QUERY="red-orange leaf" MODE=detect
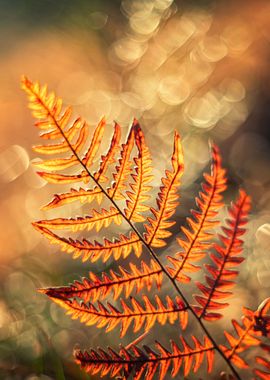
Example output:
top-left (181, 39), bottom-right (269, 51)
top-left (39, 259), bottom-right (163, 303)
top-left (167, 144), bottom-right (227, 283)
top-left (144, 131), bottom-right (184, 247)
top-left (193, 189), bottom-right (251, 321)
top-left (74, 335), bottom-right (214, 379)
top-left (33, 224), bottom-right (142, 262)
top-left (35, 207), bottom-right (122, 232)
top-left (94, 122), bottom-right (121, 183)
top-left (47, 294), bottom-right (188, 337)
top-left (41, 186), bottom-right (103, 210)
top-left (124, 120), bottom-right (153, 222)
top-left (108, 126), bottom-right (135, 200)
top-left (220, 299), bottom-right (270, 369)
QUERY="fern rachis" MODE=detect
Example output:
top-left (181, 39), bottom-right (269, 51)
top-left (22, 76), bottom-right (270, 380)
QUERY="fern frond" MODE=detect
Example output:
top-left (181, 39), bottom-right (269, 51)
top-left (74, 335), bottom-right (214, 379)
top-left (39, 259), bottom-right (163, 303)
top-left (82, 117), bottom-right (106, 167)
top-left (94, 122), bottom-right (121, 183)
top-left (220, 298), bottom-right (270, 369)
top-left (42, 187), bottom-right (103, 210)
top-left (254, 355), bottom-right (270, 380)
top-left (108, 125), bottom-right (135, 200)
top-left (193, 189), bottom-right (251, 321)
top-left (37, 170), bottom-right (90, 184)
top-left (144, 131), bottom-right (184, 247)
top-left (47, 294), bottom-right (188, 337)
top-left (124, 121), bottom-right (153, 222)
top-left (167, 144), bottom-right (227, 283)
top-left (35, 207), bottom-right (122, 232)
top-left (33, 224), bottom-right (142, 262)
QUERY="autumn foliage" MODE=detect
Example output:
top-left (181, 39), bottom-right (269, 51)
top-left (22, 76), bottom-right (270, 379)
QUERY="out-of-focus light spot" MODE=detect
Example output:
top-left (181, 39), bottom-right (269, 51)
top-left (113, 38), bottom-right (147, 64)
top-left (154, 0), bottom-right (173, 11)
top-left (79, 90), bottom-right (111, 124)
top-left (185, 58), bottom-right (213, 87)
top-left (58, 72), bottom-right (93, 106)
top-left (158, 76), bottom-right (190, 105)
top-left (0, 145), bottom-right (29, 183)
top-left (184, 92), bottom-right (220, 128)
top-left (222, 22), bottom-right (252, 56)
top-left (130, 11), bottom-right (161, 35)
top-left (256, 224), bottom-right (270, 249)
top-left (88, 12), bottom-right (108, 30)
top-left (187, 10), bottom-right (212, 34)
top-left (24, 165), bottom-right (47, 189)
top-left (121, 0), bottom-right (154, 17)
top-left (198, 35), bottom-right (228, 62)
top-left (257, 264), bottom-right (270, 288)
top-left (131, 74), bottom-right (158, 109)
top-left (220, 78), bottom-right (246, 102)
top-left (120, 91), bottom-right (144, 110)
top-left (224, 101), bottom-right (248, 126)
top-left (156, 16), bottom-right (196, 53)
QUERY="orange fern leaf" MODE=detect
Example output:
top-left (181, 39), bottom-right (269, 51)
top-left (94, 122), bottom-right (121, 183)
top-left (254, 355), bottom-right (270, 380)
top-left (167, 144), bottom-right (227, 283)
top-left (82, 117), bottom-right (105, 167)
top-left (144, 131), bottom-right (184, 247)
top-left (35, 206), bottom-right (122, 232)
top-left (39, 259), bottom-right (163, 303)
top-left (220, 298), bottom-right (270, 369)
top-left (193, 189), bottom-right (251, 321)
top-left (108, 125), bottom-right (135, 200)
top-left (42, 187), bottom-right (103, 210)
top-left (47, 294), bottom-right (188, 337)
top-left (74, 335), bottom-right (214, 379)
top-left (124, 121), bottom-right (153, 222)
top-left (33, 224), bottom-right (142, 262)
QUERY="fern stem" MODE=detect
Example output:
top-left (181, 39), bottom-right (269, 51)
top-left (33, 97), bottom-right (242, 380)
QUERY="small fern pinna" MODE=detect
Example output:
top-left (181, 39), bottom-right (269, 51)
top-left (22, 76), bottom-right (270, 380)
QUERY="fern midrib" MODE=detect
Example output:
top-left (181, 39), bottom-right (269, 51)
top-left (78, 345), bottom-right (214, 365)
top-left (28, 85), bottom-right (242, 380)
top-left (199, 194), bottom-right (246, 319)
top-left (64, 299), bottom-right (188, 318)
top-left (173, 166), bottom-right (220, 280)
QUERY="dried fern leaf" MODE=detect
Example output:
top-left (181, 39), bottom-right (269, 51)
top-left (220, 298), bottom-right (270, 369)
top-left (35, 206), bottom-right (122, 232)
top-left (42, 187), bottom-right (103, 210)
top-left (39, 259), bottom-right (162, 303)
top-left (193, 189), bottom-right (251, 321)
top-left (47, 294), bottom-right (188, 337)
top-left (74, 335), bottom-right (214, 379)
top-left (166, 144), bottom-right (227, 283)
top-left (254, 355), bottom-right (270, 380)
top-left (94, 122), bottom-right (121, 183)
top-left (82, 117), bottom-right (105, 167)
top-left (144, 131), bottom-right (184, 248)
top-left (33, 224), bottom-right (142, 262)
top-left (108, 125), bottom-right (135, 200)
top-left (124, 121), bottom-right (153, 222)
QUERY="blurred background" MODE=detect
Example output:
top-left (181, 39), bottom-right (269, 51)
top-left (0, 0), bottom-right (270, 379)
